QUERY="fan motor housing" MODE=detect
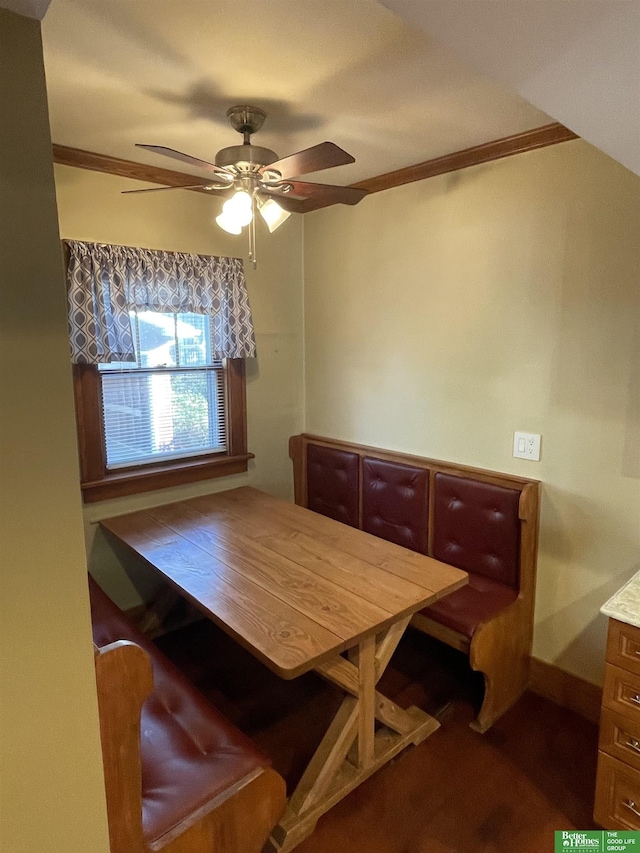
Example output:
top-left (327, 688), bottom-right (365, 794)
top-left (226, 105), bottom-right (266, 136)
top-left (215, 144), bottom-right (278, 171)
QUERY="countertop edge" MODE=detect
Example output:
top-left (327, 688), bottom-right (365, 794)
top-left (601, 570), bottom-right (640, 629)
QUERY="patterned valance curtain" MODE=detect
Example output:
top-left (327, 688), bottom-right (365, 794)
top-left (65, 240), bottom-right (256, 364)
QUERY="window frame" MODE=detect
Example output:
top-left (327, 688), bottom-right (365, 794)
top-left (73, 358), bottom-right (252, 503)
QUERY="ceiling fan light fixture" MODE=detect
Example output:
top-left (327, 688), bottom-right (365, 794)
top-left (222, 189), bottom-right (253, 227)
top-left (215, 211), bottom-right (243, 235)
top-left (130, 106), bottom-right (366, 269)
top-left (258, 197), bottom-right (291, 233)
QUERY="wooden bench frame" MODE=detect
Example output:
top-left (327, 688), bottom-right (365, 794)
top-left (94, 639), bottom-right (286, 853)
top-left (289, 433), bottom-right (540, 733)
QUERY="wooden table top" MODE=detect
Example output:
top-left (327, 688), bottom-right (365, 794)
top-left (100, 487), bottom-right (467, 678)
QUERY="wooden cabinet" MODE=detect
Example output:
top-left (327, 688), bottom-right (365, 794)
top-left (594, 619), bottom-right (640, 829)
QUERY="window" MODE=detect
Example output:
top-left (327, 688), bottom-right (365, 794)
top-left (99, 311), bottom-right (226, 469)
top-left (73, 310), bottom-right (251, 502)
top-left (66, 240), bottom-right (255, 501)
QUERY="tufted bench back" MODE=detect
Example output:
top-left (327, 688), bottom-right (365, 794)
top-left (307, 443), bottom-right (360, 527)
top-left (362, 457), bottom-right (429, 555)
top-left (291, 435), bottom-right (537, 598)
top-left (433, 473), bottom-right (520, 589)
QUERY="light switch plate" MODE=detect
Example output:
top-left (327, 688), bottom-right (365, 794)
top-left (513, 431), bottom-right (541, 461)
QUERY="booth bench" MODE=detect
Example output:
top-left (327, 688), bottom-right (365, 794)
top-left (289, 434), bottom-right (540, 733)
top-left (89, 576), bottom-right (286, 853)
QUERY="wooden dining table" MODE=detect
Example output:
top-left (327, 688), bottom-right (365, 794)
top-left (100, 486), bottom-right (467, 852)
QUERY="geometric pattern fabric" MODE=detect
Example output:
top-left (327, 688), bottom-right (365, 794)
top-left (66, 240), bottom-right (256, 364)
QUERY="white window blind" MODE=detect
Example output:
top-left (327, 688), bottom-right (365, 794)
top-left (98, 311), bottom-right (226, 469)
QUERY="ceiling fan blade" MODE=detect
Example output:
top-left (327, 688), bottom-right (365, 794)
top-left (262, 142), bottom-right (355, 180)
top-left (285, 180), bottom-right (368, 206)
top-left (122, 183), bottom-right (226, 195)
top-left (136, 144), bottom-right (232, 179)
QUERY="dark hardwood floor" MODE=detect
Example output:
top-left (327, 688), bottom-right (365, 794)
top-left (156, 620), bottom-right (598, 853)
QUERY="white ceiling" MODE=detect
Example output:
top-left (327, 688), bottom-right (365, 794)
top-left (41, 0), bottom-right (551, 186)
top-left (384, 0), bottom-right (640, 177)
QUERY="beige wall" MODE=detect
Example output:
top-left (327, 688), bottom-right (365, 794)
top-left (304, 140), bottom-right (640, 685)
top-left (0, 10), bottom-right (110, 853)
top-left (54, 164), bottom-right (304, 607)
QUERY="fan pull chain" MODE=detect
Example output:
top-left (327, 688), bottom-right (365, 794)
top-left (248, 195), bottom-right (257, 269)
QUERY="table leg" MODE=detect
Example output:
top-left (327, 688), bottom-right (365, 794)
top-left (137, 584), bottom-right (181, 637)
top-left (357, 634), bottom-right (375, 770)
top-left (264, 618), bottom-right (440, 853)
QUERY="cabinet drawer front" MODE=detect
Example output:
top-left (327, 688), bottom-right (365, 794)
top-left (603, 664), bottom-right (640, 718)
top-left (607, 620), bottom-right (640, 676)
top-left (600, 708), bottom-right (640, 771)
top-left (594, 752), bottom-right (640, 830)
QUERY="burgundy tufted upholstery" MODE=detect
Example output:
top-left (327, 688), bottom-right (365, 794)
top-left (432, 473), bottom-right (521, 589)
top-left (306, 444), bottom-right (359, 527)
top-left (420, 573), bottom-right (518, 638)
top-left (89, 577), bottom-right (270, 846)
top-left (423, 474), bottom-right (521, 638)
top-left (362, 457), bottom-right (429, 554)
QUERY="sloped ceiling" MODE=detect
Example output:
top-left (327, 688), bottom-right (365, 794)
top-left (0, 0), bottom-right (51, 19)
top-left (383, 0), bottom-right (640, 176)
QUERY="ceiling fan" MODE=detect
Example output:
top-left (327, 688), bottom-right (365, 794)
top-left (125, 105), bottom-right (367, 267)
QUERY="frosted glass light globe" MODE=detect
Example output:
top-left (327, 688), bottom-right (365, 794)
top-left (223, 191), bottom-right (253, 227)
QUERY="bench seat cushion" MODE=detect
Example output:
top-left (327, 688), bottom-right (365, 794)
top-left (420, 572), bottom-right (518, 639)
top-left (89, 577), bottom-right (271, 846)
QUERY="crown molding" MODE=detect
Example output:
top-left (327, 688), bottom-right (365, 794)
top-left (351, 122), bottom-right (578, 195)
top-left (52, 122), bottom-right (579, 211)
